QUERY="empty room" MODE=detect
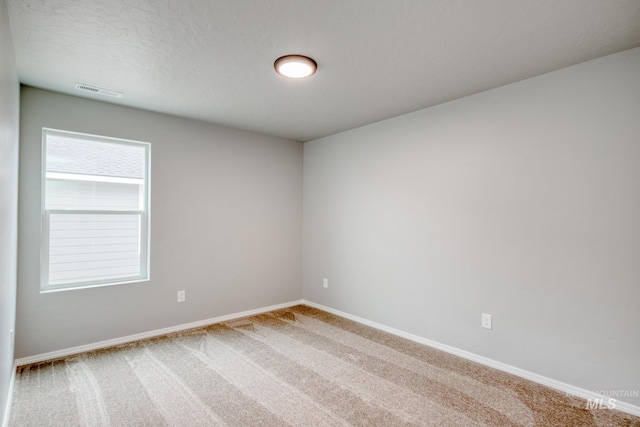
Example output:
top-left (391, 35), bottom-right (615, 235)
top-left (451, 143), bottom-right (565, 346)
top-left (1, 1), bottom-right (639, 426)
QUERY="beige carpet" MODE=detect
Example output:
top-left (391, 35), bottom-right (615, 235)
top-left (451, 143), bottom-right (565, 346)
top-left (9, 305), bottom-right (640, 426)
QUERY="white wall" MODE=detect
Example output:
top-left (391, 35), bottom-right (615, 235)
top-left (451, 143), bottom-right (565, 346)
top-left (303, 48), bottom-right (640, 406)
top-left (17, 87), bottom-right (302, 358)
top-left (0, 0), bottom-right (19, 423)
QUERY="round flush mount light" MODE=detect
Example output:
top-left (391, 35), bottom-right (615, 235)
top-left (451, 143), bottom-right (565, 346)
top-left (274, 55), bottom-right (317, 79)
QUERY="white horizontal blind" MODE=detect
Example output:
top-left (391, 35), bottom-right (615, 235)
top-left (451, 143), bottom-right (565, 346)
top-left (42, 129), bottom-right (150, 291)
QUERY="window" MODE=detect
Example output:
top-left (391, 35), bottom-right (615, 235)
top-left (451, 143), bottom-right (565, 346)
top-left (41, 128), bottom-right (150, 291)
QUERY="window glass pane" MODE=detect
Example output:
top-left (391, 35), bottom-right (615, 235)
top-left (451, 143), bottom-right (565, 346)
top-left (48, 212), bottom-right (142, 287)
top-left (46, 134), bottom-right (145, 179)
top-left (45, 179), bottom-right (143, 210)
top-left (45, 133), bottom-right (146, 211)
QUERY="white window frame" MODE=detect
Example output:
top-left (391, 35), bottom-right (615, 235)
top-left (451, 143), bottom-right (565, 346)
top-left (41, 128), bottom-right (151, 292)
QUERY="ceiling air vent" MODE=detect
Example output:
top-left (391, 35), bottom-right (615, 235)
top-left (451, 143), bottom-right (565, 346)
top-left (75, 83), bottom-right (123, 98)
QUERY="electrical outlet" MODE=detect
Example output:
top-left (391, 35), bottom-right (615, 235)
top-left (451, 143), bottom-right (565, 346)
top-left (482, 313), bottom-right (492, 330)
top-left (9, 329), bottom-right (13, 352)
top-left (177, 290), bottom-right (186, 303)
top-left (323, 278), bottom-right (329, 288)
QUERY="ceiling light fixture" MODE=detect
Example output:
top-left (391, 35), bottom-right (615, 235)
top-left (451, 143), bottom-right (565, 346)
top-left (274, 55), bottom-right (317, 79)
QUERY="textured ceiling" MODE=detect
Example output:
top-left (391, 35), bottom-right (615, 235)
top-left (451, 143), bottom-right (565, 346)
top-left (6, 0), bottom-right (640, 142)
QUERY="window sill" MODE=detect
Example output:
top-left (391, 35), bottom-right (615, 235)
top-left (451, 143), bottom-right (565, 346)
top-left (40, 277), bottom-right (150, 294)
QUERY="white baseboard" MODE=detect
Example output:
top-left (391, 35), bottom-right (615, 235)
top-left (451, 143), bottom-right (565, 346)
top-left (1, 362), bottom-right (16, 427)
top-left (14, 300), bottom-right (304, 367)
top-left (301, 300), bottom-right (640, 418)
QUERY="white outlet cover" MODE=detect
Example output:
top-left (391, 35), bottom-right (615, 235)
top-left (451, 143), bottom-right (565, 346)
top-left (482, 313), bottom-right (492, 330)
top-left (177, 290), bottom-right (186, 302)
top-left (322, 278), bottom-right (328, 288)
